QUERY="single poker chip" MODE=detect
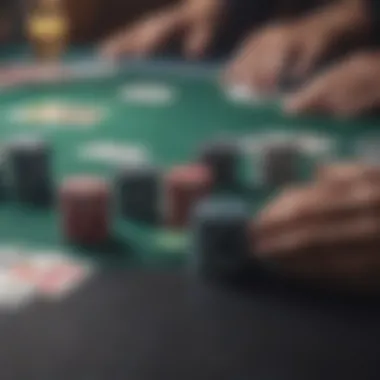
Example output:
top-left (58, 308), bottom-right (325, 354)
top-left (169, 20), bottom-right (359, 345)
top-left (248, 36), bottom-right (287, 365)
top-left (165, 164), bottom-right (213, 228)
top-left (296, 134), bottom-right (333, 156)
top-left (10, 101), bottom-right (104, 126)
top-left (60, 176), bottom-right (108, 200)
top-left (8, 135), bottom-right (48, 150)
top-left (120, 82), bottom-right (176, 106)
top-left (155, 229), bottom-right (189, 254)
top-left (166, 164), bottom-right (213, 188)
top-left (80, 141), bottom-right (149, 165)
top-left (223, 83), bottom-right (263, 105)
top-left (10, 102), bottom-right (63, 124)
top-left (60, 176), bottom-right (110, 244)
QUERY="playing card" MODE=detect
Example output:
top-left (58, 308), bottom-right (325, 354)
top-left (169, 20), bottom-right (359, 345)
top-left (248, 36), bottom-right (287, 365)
top-left (0, 271), bottom-right (36, 310)
top-left (10, 254), bottom-right (94, 300)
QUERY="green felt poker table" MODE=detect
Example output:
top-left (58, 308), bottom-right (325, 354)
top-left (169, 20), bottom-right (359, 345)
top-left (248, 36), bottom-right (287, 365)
top-left (0, 47), bottom-right (380, 380)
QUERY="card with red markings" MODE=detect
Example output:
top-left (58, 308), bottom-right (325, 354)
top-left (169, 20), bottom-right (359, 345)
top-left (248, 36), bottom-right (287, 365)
top-left (8, 254), bottom-right (94, 300)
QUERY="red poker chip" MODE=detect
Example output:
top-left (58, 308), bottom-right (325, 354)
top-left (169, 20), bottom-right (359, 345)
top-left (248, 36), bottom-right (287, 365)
top-left (165, 164), bottom-right (213, 228)
top-left (166, 164), bottom-right (213, 190)
top-left (60, 176), bottom-right (109, 200)
top-left (60, 176), bottom-right (110, 244)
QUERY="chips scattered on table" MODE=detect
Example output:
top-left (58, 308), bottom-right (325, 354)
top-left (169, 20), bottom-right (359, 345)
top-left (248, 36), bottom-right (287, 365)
top-left (10, 101), bottom-right (105, 126)
top-left (79, 141), bottom-right (150, 165)
top-left (120, 82), bottom-right (177, 106)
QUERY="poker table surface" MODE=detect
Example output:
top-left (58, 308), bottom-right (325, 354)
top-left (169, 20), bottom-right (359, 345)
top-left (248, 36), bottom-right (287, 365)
top-left (1, 47), bottom-right (380, 380)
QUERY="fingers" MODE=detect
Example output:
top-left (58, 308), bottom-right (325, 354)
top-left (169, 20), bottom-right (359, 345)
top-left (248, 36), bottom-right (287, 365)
top-left (224, 11), bottom-right (337, 93)
top-left (257, 185), bottom-right (327, 232)
top-left (100, 8), bottom-right (186, 59)
top-left (284, 53), bottom-right (380, 117)
top-left (99, 1), bottom-right (223, 59)
top-left (100, 29), bottom-right (136, 58)
top-left (255, 164), bottom-right (380, 288)
top-left (224, 26), bottom-right (292, 92)
top-left (289, 37), bottom-right (326, 79)
top-left (184, 17), bottom-right (215, 59)
top-left (284, 73), bottom-right (330, 115)
top-left (256, 169), bottom-right (380, 251)
top-left (317, 162), bottom-right (380, 184)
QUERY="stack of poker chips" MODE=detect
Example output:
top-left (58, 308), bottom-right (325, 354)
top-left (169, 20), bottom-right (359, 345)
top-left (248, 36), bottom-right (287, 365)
top-left (115, 164), bottom-right (161, 224)
top-left (59, 176), bottom-right (110, 245)
top-left (7, 137), bottom-right (53, 206)
top-left (164, 164), bottom-right (213, 228)
top-left (199, 139), bottom-right (240, 189)
top-left (190, 197), bottom-right (251, 280)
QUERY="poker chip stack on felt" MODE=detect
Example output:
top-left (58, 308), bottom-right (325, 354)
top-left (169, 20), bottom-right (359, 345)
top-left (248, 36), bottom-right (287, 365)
top-left (199, 139), bottom-right (240, 188)
top-left (116, 164), bottom-right (161, 224)
top-left (7, 137), bottom-right (53, 205)
top-left (59, 176), bottom-right (110, 245)
top-left (190, 197), bottom-right (250, 280)
top-left (261, 142), bottom-right (300, 188)
top-left (165, 164), bottom-right (213, 228)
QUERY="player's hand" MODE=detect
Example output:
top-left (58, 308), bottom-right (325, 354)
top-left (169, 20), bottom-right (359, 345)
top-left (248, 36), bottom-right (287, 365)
top-left (100, 0), bottom-right (223, 59)
top-left (255, 163), bottom-right (380, 291)
top-left (224, 0), bottom-right (369, 93)
top-left (284, 52), bottom-right (380, 118)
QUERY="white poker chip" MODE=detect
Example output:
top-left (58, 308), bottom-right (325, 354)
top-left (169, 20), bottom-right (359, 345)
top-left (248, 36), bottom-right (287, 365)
top-left (10, 101), bottom-right (104, 126)
top-left (240, 131), bottom-right (293, 155)
top-left (224, 84), bottom-right (262, 105)
top-left (120, 83), bottom-right (176, 106)
top-left (296, 134), bottom-right (334, 156)
top-left (8, 134), bottom-right (46, 149)
top-left (80, 141), bottom-right (149, 165)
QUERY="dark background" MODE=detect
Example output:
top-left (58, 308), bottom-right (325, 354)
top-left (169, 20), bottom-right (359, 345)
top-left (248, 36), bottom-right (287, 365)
top-left (0, 268), bottom-right (379, 380)
top-left (0, 0), bottom-right (328, 44)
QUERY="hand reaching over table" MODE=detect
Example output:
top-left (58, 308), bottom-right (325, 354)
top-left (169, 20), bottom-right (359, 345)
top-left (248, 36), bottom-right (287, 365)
top-left (224, 0), bottom-right (370, 94)
top-left (255, 163), bottom-right (380, 291)
top-left (284, 51), bottom-right (380, 118)
top-left (100, 0), bottom-right (224, 59)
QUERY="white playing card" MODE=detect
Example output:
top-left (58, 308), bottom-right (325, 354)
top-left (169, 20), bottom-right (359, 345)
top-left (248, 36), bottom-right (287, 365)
top-left (9, 253), bottom-right (95, 300)
top-left (0, 271), bottom-right (37, 310)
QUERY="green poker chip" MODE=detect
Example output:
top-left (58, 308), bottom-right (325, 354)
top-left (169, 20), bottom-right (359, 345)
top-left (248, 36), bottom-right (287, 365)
top-left (155, 229), bottom-right (189, 254)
